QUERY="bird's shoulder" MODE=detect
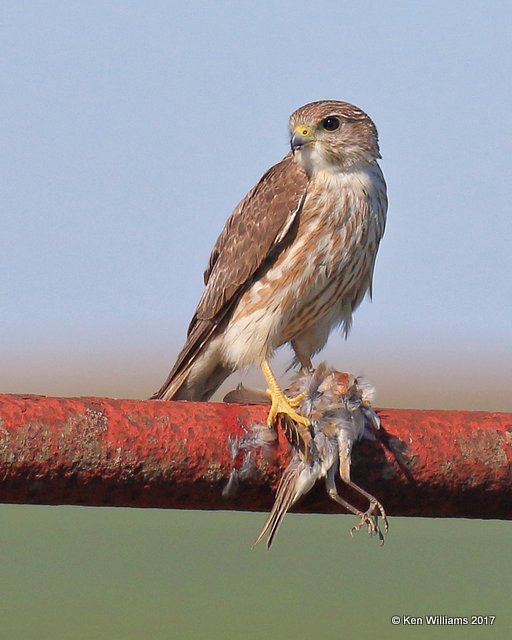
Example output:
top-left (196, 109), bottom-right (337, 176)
top-left (195, 153), bottom-right (309, 322)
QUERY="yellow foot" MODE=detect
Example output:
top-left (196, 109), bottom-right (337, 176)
top-left (285, 389), bottom-right (308, 408)
top-left (260, 358), bottom-right (311, 429)
top-left (265, 387), bottom-right (311, 428)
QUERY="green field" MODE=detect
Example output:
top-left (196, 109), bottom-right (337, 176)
top-left (1, 506), bottom-right (509, 639)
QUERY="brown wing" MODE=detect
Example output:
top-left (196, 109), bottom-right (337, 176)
top-left (195, 153), bottom-right (308, 323)
top-left (151, 154), bottom-right (308, 400)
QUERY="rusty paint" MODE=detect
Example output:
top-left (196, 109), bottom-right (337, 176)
top-left (0, 394), bottom-right (511, 518)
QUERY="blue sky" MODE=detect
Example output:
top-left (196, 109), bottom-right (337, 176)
top-left (2, 1), bottom-right (511, 409)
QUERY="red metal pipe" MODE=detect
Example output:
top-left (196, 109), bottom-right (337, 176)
top-left (0, 393), bottom-right (511, 518)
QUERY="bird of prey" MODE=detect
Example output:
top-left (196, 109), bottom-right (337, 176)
top-left (152, 100), bottom-right (387, 430)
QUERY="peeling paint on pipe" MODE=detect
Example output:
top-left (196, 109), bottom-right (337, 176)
top-left (0, 394), bottom-right (511, 518)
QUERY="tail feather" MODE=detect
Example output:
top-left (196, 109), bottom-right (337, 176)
top-left (150, 318), bottom-right (231, 400)
top-left (254, 461), bottom-right (302, 549)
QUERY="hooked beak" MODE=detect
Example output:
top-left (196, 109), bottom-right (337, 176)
top-left (290, 125), bottom-right (316, 152)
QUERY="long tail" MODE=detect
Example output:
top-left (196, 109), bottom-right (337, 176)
top-left (150, 318), bottom-right (232, 401)
top-left (253, 460), bottom-right (303, 549)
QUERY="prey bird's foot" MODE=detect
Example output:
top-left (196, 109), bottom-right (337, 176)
top-left (350, 498), bottom-right (389, 545)
top-left (265, 387), bottom-right (311, 428)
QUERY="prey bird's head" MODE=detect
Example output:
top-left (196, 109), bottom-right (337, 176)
top-left (289, 100), bottom-right (381, 174)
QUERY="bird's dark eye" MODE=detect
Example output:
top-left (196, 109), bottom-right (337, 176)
top-left (321, 116), bottom-right (340, 131)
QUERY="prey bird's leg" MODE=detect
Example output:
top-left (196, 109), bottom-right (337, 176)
top-left (261, 359), bottom-right (311, 428)
top-left (326, 473), bottom-right (386, 544)
top-left (326, 475), bottom-right (365, 518)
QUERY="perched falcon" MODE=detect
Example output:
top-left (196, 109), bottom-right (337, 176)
top-left (152, 100), bottom-right (387, 428)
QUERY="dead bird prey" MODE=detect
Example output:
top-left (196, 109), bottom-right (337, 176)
top-left (227, 365), bottom-right (388, 549)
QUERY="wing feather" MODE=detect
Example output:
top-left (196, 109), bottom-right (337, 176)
top-left (151, 153), bottom-right (308, 400)
top-left (196, 153), bottom-right (308, 322)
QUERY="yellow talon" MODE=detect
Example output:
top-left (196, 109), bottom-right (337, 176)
top-left (287, 389), bottom-right (308, 407)
top-left (261, 359), bottom-right (311, 428)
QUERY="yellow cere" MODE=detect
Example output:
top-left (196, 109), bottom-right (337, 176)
top-left (294, 124), bottom-right (313, 137)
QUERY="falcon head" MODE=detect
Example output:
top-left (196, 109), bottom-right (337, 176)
top-left (289, 100), bottom-right (381, 173)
